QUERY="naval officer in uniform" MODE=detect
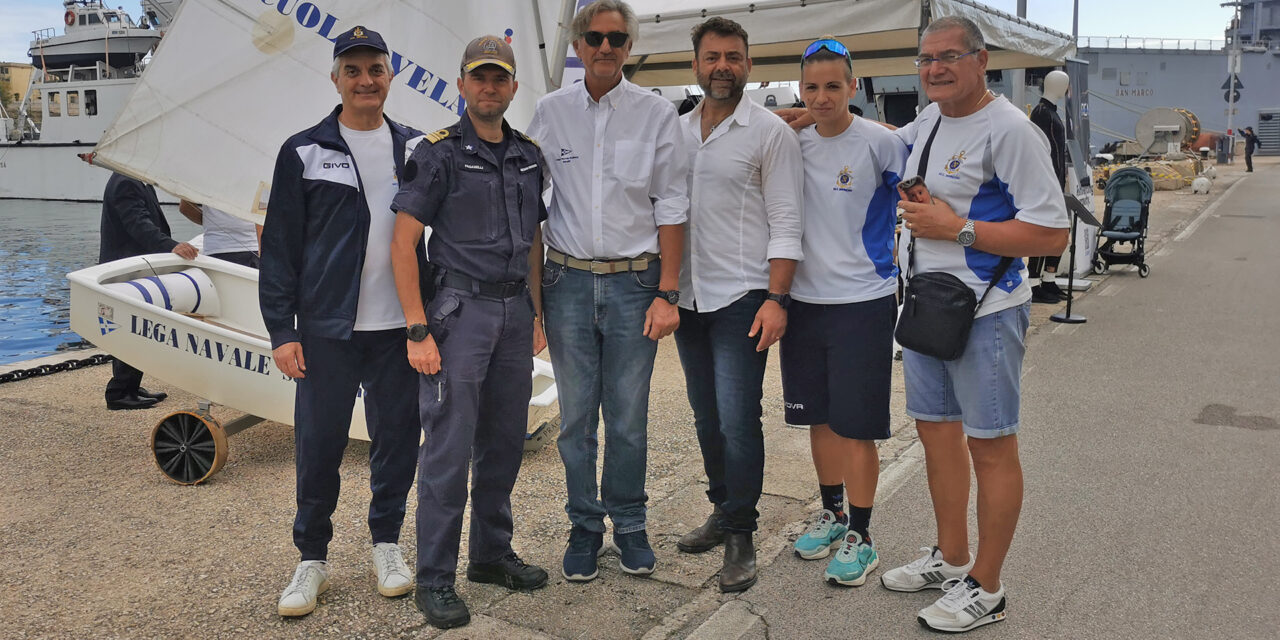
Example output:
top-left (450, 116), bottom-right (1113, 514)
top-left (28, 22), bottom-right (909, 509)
top-left (390, 35), bottom-right (549, 630)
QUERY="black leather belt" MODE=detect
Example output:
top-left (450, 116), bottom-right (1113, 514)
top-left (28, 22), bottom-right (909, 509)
top-left (437, 271), bottom-right (526, 298)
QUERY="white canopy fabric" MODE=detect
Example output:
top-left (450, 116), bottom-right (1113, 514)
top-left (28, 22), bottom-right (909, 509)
top-left (624, 0), bottom-right (1075, 86)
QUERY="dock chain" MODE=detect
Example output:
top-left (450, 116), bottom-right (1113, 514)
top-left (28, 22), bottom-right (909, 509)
top-left (0, 354), bottom-right (115, 385)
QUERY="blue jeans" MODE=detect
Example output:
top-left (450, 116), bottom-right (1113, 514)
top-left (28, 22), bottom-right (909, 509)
top-left (542, 259), bottom-right (660, 534)
top-left (673, 291), bottom-right (769, 532)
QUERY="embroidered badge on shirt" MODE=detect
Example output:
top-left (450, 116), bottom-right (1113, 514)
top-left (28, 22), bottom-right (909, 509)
top-left (944, 150), bottom-right (967, 178)
top-left (556, 147), bottom-right (580, 164)
top-left (834, 166), bottom-right (854, 192)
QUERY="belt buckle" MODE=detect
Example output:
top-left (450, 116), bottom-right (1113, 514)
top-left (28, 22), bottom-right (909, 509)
top-left (588, 260), bottom-right (613, 275)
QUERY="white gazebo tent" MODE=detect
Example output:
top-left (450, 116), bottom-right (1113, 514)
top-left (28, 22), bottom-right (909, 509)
top-left (622, 0), bottom-right (1075, 85)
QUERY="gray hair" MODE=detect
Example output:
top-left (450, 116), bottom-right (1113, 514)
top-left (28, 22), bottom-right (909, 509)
top-left (331, 50), bottom-right (392, 77)
top-left (571, 0), bottom-right (639, 44)
top-left (921, 16), bottom-right (986, 52)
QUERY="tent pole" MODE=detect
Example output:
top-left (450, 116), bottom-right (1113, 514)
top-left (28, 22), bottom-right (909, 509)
top-left (549, 0), bottom-right (578, 89)
top-left (1010, 0), bottom-right (1027, 113)
top-left (918, 0), bottom-right (931, 112)
top-left (533, 0), bottom-right (556, 91)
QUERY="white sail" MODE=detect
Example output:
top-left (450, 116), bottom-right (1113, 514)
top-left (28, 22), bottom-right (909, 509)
top-left (92, 0), bottom-right (569, 223)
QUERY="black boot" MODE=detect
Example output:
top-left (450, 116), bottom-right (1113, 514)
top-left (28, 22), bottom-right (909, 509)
top-left (1031, 285), bottom-right (1059, 304)
top-left (719, 532), bottom-right (757, 592)
top-left (415, 585), bottom-right (470, 629)
top-left (1040, 280), bottom-right (1068, 301)
top-left (677, 506), bottom-right (724, 553)
top-left (466, 551), bottom-right (548, 590)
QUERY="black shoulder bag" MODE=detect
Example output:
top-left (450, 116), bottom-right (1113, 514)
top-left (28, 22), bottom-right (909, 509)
top-left (895, 119), bottom-right (1014, 361)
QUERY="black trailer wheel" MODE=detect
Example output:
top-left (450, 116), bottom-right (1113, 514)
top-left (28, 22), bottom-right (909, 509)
top-left (151, 411), bottom-right (228, 485)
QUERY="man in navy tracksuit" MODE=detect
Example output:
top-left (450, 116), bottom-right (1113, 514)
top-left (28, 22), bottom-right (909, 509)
top-left (98, 171), bottom-right (198, 410)
top-left (258, 26), bottom-right (425, 618)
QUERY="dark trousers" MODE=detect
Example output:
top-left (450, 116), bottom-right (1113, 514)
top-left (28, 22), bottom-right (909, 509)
top-left (673, 291), bottom-right (770, 532)
top-left (1027, 255), bottom-right (1061, 279)
top-left (416, 288), bottom-right (534, 587)
top-left (293, 329), bottom-right (420, 561)
top-left (104, 358), bottom-right (144, 401)
top-left (1245, 152), bottom-right (1254, 172)
top-left (210, 251), bottom-right (260, 268)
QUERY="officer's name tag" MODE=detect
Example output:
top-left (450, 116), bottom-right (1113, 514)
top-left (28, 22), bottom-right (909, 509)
top-left (461, 163), bottom-right (488, 172)
top-left (519, 163), bottom-right (538, 173)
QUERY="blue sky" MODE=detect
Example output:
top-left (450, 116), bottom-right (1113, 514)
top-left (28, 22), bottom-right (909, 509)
top-left (0, 0), bottom-right (1238, 64)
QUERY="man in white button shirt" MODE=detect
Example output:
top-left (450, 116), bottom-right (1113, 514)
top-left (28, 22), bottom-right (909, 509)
top-left (672, 17), bottom-right (803, 594)
top-left (526, 0), bottom-right (689, 583)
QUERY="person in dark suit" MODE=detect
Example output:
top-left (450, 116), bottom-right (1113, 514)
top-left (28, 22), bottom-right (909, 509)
top-left (98, 171), bottom-right (198, 410)
top-left (1242, 126), bottom-right (1262, 172)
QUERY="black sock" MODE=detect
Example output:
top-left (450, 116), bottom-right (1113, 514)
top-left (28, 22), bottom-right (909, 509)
top-left (847, 504), bottom-right (872, 542)
top-left (819, 484), bottom-right (847, 524)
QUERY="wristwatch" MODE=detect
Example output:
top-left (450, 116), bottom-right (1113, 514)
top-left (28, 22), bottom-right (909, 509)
top-left (766, 292), bottom-right (792, 309)
top-left (956, 219), bottom-right (977, 247)
top-left (407, 323), bottom-right (430, 342)
top-left (656, 289), bottom-right (680, 305)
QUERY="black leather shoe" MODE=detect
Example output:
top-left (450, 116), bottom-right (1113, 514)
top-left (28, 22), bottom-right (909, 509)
top-left (415, 585), bottom-right (470, 629)
top-left (1040, 281), bottom-right (1069, 301)
top-left (106, 394), bottom-right (160, 411)
top-left (1031, 285), bottom-right (1060, 304)
top-left (466, 552), bottom-right (548, 590)
top-left (719, 532), bottom-right (757, 593)
top-left (677, 507), bottom-right (724, 553)
top-left (136, 387), bottom-right (168, 402)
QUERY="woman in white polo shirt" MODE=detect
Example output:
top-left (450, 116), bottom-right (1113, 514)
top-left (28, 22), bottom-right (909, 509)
top-left (782, 37), bottom-right (907, 588)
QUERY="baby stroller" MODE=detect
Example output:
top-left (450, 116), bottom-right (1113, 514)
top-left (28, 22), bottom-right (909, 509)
top-left (1092, 166), bottom-right (1153, 277)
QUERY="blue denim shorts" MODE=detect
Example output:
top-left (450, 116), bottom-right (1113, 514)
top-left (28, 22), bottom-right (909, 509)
top-left (902, 302), bottom-right (1031, 439)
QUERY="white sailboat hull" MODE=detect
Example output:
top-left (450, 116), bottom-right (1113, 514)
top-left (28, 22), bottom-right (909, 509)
top-left (67, 254), bottom-right (558, 441)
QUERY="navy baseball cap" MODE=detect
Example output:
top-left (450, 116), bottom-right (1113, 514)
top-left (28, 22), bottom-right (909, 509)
top-left (333, 25), bottom-right (389, 58)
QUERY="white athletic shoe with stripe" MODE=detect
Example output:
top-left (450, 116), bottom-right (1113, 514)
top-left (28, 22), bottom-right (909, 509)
top-left (880, 546), bottom-right (973, 592)
top-left (917, 577), bottom-right (1007, 633)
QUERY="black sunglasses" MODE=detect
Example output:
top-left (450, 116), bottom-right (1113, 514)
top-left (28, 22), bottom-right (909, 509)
top-left (581, 31), bottom-right (629, 48)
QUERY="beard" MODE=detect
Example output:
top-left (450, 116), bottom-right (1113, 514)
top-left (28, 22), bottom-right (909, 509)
top-left (697, 69), bottom-right (745, 101)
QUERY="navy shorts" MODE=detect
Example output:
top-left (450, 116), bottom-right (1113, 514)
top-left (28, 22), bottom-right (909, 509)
top-left (780, 294), bottom-right (896, 440)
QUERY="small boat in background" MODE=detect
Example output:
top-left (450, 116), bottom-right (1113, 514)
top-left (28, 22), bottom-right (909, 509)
top-left (68, 254), bottom-right (560, 485)
top-left (29, 0), bottom-right (161, 69)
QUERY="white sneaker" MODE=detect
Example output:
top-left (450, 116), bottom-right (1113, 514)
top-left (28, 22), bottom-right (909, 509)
top-left (371, 542), bottom-right (414, 597)
top-left (278, 560), bottom-right (330, 617)
top-left (880, 546), bottom-right (973, 592)
top-left (917, 576), bottom-right (1007, 633)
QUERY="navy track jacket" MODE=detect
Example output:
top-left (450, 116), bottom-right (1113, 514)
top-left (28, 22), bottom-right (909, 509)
top-left (259, 105), bottom-right (425, 350)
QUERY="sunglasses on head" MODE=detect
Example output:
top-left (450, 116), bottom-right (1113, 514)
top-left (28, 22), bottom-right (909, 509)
top-left (802, 38), bottom-right (850, 60)
top-left (581, 31), bottom-right (630, 48)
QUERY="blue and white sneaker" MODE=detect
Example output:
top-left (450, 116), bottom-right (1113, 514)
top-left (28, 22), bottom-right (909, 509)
top-left (562, 527), bottom-right (605, 582)
top-left (793, 509), bottom-right (848, 560)
top-left (613, 530), bottom-right (656, 576)
top-left (823, 531), bottom-right (879, 586)
top-left (917, 576), bottom-right (1007, 633)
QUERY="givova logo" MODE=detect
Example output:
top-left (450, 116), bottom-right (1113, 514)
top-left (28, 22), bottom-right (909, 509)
top-left (322, 161), bottom-right (351, 169)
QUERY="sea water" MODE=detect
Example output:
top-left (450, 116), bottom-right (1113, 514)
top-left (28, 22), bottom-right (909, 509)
top-left (0, 199), bottom-right (200, 365)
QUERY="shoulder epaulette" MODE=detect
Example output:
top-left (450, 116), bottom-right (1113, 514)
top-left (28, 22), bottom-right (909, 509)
top-left (426, 128), bottom-right (450, 144)
top-left (514, 130), bottom-right (539, 148)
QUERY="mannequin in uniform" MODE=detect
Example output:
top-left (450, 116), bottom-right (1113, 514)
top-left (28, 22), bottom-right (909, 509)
top-left (1028, 70), bottom-right (1069, 303)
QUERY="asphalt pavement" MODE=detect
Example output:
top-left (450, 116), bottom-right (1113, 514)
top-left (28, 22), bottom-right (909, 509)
top-left (682, 160), bottom-right (1280, 638)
